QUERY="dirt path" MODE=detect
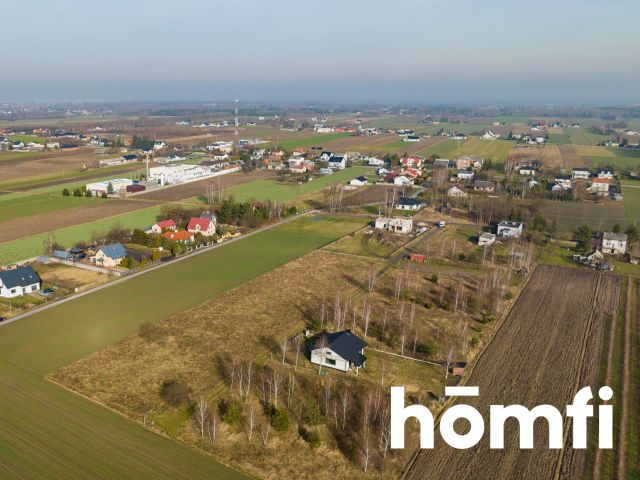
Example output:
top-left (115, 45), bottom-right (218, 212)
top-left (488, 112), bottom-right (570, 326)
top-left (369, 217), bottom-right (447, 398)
top-left (618, 276), bottom-right (633, 478)
top-left (592, 278), bottom-right (620, 480)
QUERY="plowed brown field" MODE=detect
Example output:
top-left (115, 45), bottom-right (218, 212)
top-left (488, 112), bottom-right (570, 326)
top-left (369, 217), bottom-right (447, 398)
top-left (404, 265), bottom-right (621, 480)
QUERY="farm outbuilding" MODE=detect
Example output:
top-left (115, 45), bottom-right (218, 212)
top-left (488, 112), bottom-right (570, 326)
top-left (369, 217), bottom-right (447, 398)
top-left (409, 253), bottom-right (426, 263)
top-left (125, 184), bottom-right (146, 193)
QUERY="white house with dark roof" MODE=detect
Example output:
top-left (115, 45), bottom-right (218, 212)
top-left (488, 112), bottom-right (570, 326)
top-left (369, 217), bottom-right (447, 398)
top-left (497, 221), bottom-right (523, 238)
top-left (602, 232), bottom-right (627, 255)
top-left (0, 265), bottom-right (41, 298)
top-left (310, 330), bottom-right (367, 373)
top-left (396, 197), bottom-right (424, 211)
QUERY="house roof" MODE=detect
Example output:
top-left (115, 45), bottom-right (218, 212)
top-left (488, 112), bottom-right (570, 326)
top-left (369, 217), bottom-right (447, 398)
top-left (162, 230), bottom-right (193, 242)
top-left (353, 176), bottom-right (367, 182)
top-left (592, 178), bottom-right (610, 184)
top-left (187, 217), bottom-right (214, 231)
top-left (472, 180), bottom-right (495, 188)
top-left (99, 243), bottom-right (127, 259)
top-left (155, 219), bottom-right (176, 229)
top-left (317, 330), bottom-right (367, 367)
top-left (498, 221), bottom-right (522, 228)
top-left (0, 265), bottom-right (41, 289)
top-left (603, 232), bottom-right (627, 242)
top-left (329, 156), bottom-right (345, 163)
top-left (398, 197), bottom-right (423, 206)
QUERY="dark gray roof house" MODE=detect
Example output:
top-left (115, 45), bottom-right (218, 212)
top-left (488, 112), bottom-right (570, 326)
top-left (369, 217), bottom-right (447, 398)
top-left (318, 330), bottom-right (367, 368)
top-left (0, 265), bottom-right (41, 297)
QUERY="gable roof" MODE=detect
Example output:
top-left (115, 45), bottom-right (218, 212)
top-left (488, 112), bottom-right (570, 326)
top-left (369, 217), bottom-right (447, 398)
top-left (155, 219), bottom-right (176, 229)
top-left (162, 230), bottom-right (193, 242)
top-left (0, 265), bottom-right (41, 289)
top-left (329, 155), bottom-right (345, 163)
top-left (317, 330), bottom-right (367, 367)
top-left (188, 217), bottom-right (214, 231)
top-left (99, 243), bottom-right (127, 259)
top-left (398, 197), bottom-right (423, 206)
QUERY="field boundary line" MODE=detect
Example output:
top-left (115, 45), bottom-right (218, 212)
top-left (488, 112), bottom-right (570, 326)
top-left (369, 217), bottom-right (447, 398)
top-left (618, 276), bottom-right (632, 478)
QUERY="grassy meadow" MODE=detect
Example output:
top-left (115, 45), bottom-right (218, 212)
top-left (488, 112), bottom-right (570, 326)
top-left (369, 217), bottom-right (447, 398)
top-left (0, 214), bottom-right (365, 479)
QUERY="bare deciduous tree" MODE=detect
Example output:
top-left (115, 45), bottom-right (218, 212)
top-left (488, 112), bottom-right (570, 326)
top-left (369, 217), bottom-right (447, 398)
top-left (194, 395), bottom-right (209, 438)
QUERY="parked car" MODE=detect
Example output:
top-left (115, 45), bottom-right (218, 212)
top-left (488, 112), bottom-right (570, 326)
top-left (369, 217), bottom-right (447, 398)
top-left (42, 288), bottom-right (55, 295)
top-left (0, 317), bottom-right (6, 322)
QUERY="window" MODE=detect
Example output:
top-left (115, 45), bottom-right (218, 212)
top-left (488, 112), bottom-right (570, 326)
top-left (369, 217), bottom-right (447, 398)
top-left (325, 358), bottom-right (336, 366)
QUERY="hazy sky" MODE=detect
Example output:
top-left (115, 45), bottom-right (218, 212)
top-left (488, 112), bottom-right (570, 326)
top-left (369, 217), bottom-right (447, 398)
top-left (2, 0), bottom-right (639, 103)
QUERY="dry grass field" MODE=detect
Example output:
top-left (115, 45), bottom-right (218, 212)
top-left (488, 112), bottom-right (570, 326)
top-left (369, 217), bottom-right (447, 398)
top-left (404, 266), bottom-right (621, 480)
top-left (0, 148), bottom-right (101, 183)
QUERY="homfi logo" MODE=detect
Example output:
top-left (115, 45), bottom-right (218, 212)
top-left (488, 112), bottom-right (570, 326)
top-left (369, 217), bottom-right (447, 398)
top-left (390, 386), bottom-right (613, 450)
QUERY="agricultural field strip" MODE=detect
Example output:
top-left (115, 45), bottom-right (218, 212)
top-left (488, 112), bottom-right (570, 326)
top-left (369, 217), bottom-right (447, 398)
top-left (404, 266), bottom-right (621, 480)
top-left (0, 214), bottom-right (365, 479)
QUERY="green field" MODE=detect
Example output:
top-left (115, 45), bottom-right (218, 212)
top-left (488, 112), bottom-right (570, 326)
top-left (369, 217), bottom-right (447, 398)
top-left (548, 129), bottom-right (610, 146)
top-left (0, 193), bottom-right (98, 222)
top-left (265, 132), bottom-right (350, 150)
top-left (0, 214), bottom-right (364, 479)
top-left (210, 166), bottom-right (372, 203)
top-left (0, 205), bottom-right (163, 265)
top-left (8, 134), bottom-right (45, 144)
top-left (532, 200), bottom-right (629, 232)
top-left (417, 137), bottom-right (515, 163)
top-left (571, 145), bottom-right (640, 170)
top-left (622, 186), bottom-right (640, 223)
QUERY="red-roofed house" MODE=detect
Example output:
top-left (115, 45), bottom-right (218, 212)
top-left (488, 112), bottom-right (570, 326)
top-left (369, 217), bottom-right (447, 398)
top-left (151, 219), bottom-right (177, 234)
top-left (401, 167), bottom-right (420, 179)
top-left (187, 217), bottom-right (216, 237)
top-left (400, 156), bottom-right (424, 168)
top-left (589, 178), bottom-right (610, 195)
top-left (162, 230), bottom-right (194, 243)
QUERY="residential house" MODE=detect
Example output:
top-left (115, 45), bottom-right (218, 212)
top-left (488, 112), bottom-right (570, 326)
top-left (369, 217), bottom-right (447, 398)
top-left (153, 141), bottom-right (167, 151)
top-left (403, 135), bottom-right (420, 142)
top-left (497, 221), bottom-right (523, 238)
top-left (91, 243), bottom-right (127, 267)
top-left (453, 133), bottom-right (467, 140)
top-left (368, 157), bottom-right (385, 166)
top-left (456, 170), bottom-right (474, 182)
top-left (12, 140), bottom-right (25, 150)
top-left (518, 166), bottom-right (537, 176)
top-left (151, 220), bottom-right (177, 236)
top-left (596, 169), bottom-right (614, 180)
top-left (472, 180), bottom-right (496, 192)
top-left (396, 197), bottom-right (424, 211)
top-left (572, 168), bottom-right (591, 180)
top-left (349, 176), bottom-right (368, 187)
top-left (162, 230), bottom-right (194, 243)
top-left (328, 156), bottom-right (346, 170)
top-left (400, 156), bottom-right (424, 168)
top-left (433, 158), bottom-right (451, 169)
top-left (374, 217), bottom-right (413, 234)
top-left (377, 167), bottom-right (390, 175)
top-left (319, 167), bottom-right (333, 175)
top-left (310, 330), bottom-right (367, 373)
top-left (478, 232), bottom-right (496, 246)
top-left (554, 175), bottom-right (572, 189)
top-left (0, 265), bottom-right (41, 298)
top-left (187, 217), bottom-right (216, 237)
top-left (456, 156), bottom-right (483, 170)
top-left (589, 178), bottom-right (610, 195)
top-left (393, 175), bottom-right (414, 186)
top-left (447, 185), bottom-right (467, 197)
top-left (601, 232), bottom-right (627, 255)
top-left (481, 131), bottom-right (500, 140)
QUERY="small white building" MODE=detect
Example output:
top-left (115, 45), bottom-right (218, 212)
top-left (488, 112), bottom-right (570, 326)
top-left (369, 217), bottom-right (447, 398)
top-left (457, 170), bottom-right (474, 181)
top-left (393, 175), bottom-right (413, 186)
top-left (310, 330), bottom-right (367, 373)
top-left (368, 157), bottom-right (385, 166)
top-left (478, 232), bottom-right (496, 247)
top-left (497, 221), bottom-right (523, 238)
top-left (0, 265), bottom-right (41, 298)
top-left (447, 185), bottom-right (467, 197)
top-left (349, 176), bottom-right (368, 187)
top-left (602, 232), bottom-right (627, 255)
top-left (86, 178), bottom-right (133, 195)
top-left (375, 217), bottom-right (413, 234)
top-left (518, 166), bottom-right (537, 176)
top-left (572, 168), bottom-right (591, 180)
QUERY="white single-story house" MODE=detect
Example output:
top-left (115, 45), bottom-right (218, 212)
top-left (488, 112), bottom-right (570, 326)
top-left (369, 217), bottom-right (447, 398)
top-left (349, 176), bottom-right (368, 187)
top-left (497, 221), bottom-right (523, 238)
top-left (478, 232), bottom-right (496, 247)
top-left (375, 217), bottom-right (413, 234)
top-left (457, 170), bottom-right (474, 181)
top-left (150, 219), bottom-right (177, 234)
top-left (393, 175), bottom-right (413, 186)
top-left (377, 167), bottom-right (390, 175)
top-left (310, 330), bottom-right (367, 373)
top-left (572, 168), bottom-right (591, 180)
top-left (472, 180), bottom-right (496, 192)
top-left (601, 232), bottom-right (627, 255)
top-left (0, 265), bottom-right (41, 298)
top-left (91, 243), bottom-right (127, 268)
top-left (368, 157), bottom-right (385, 166)
top-left (396, 197), bottom-right (424, 211)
